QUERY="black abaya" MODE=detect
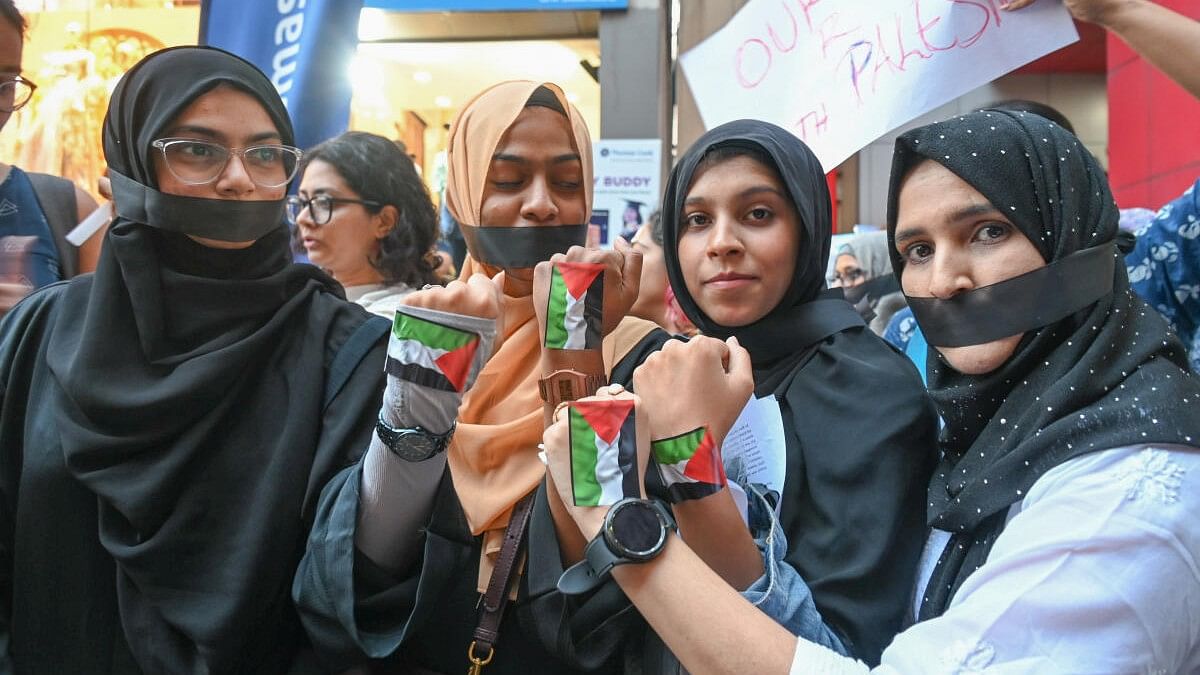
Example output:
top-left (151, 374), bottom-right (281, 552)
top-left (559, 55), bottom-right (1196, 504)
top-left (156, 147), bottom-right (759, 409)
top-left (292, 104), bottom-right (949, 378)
top-left (0, 46), bottom-right (388, 673)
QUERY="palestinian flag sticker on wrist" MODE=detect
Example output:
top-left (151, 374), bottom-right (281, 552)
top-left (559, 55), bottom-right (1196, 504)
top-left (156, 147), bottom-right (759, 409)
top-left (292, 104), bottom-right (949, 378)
top-left (652, 426), bottom-right (726, 503)
top-left (568, 398), bottom-right (640, 506)
top-left (545, 261), bottom-right (603, 350)
top-left (386, 312), bottom-right (481, 393)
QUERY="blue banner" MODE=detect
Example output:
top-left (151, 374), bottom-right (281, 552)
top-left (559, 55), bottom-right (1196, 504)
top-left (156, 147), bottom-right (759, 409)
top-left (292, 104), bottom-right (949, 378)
top-left (200, 0), bottom-right (364, 153)
top-left (363, 0), bottom-right (626, 10)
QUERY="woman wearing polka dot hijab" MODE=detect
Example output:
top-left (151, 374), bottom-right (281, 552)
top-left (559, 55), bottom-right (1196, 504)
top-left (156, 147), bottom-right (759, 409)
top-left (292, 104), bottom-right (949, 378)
top-left (529, 109), bottom-right (1200, 674)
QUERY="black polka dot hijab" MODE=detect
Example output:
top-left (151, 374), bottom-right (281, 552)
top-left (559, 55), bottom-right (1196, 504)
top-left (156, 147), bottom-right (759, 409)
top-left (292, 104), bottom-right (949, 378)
top-left (885, 110), bottom-right (1200, 620)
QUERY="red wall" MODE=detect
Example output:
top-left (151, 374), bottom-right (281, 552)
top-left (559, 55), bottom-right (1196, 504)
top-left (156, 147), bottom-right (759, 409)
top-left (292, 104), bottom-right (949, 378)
top-left (1106, 0), bottom-right (1200, 209)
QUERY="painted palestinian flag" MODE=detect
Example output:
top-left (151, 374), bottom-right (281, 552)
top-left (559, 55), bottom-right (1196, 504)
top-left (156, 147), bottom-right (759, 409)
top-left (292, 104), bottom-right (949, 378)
top-left (545, 261), bottom-right (603, 350)
top-left (568, 399), bottom-right (640, 506)
top-left (385, 312), bottom-right (481, 393)
top-left (652, 426), bottom-right (726, 502)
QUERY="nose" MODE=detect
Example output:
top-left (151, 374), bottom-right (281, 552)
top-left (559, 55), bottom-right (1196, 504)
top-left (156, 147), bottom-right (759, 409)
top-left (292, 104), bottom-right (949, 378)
top-left (927, 250), bottom-right (974, 300)
top-left (520, 176), bottom-right (559, 224)
top-left (294, 201), bottom-right (316, 230)
top-left (705, 214), bottom-right (743, 260)
top-left (214, 152), bottom-right (256, 197)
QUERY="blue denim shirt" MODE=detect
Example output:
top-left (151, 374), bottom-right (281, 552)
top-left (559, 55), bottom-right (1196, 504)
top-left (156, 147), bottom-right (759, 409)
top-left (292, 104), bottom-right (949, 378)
top-left (736, 481), bottom-right (849, 656)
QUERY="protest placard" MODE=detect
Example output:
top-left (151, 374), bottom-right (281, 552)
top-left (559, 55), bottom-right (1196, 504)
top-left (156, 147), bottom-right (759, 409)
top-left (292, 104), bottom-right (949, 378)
top-left (680, 0), bottom-right (1079, 171)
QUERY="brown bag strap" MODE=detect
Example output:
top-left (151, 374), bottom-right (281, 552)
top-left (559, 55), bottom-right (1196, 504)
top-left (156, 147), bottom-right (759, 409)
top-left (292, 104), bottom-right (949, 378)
top-left (468, 491), bottom-right (536, 669)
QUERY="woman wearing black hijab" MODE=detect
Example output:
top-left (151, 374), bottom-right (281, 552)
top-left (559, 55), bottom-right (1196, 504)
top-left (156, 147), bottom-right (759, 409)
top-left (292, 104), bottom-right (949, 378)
top-left (0, 46), bottom-right (389, 673)
top-left (539, 111), bottom-right (1200, 674)
top-left (658, 120), bottom-right (938, 666)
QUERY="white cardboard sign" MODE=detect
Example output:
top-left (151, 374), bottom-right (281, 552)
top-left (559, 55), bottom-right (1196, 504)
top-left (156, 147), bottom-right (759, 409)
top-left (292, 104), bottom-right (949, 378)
top-left (680, 0), bottom-right (1079, 171)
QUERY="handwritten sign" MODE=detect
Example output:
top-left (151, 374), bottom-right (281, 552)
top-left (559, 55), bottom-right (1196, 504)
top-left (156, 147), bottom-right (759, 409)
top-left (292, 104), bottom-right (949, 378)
top-left (680, 0), bottom-right (1079, 171)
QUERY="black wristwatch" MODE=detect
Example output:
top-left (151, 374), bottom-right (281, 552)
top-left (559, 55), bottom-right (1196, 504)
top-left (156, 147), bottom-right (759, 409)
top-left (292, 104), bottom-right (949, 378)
top-left (375, 412), bottom-right (455, 462)
top-left (558, 498), bottom-right (677, 595)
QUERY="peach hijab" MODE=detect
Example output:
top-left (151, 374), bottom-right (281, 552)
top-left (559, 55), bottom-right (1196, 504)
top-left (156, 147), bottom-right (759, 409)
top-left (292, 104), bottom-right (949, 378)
top-left (443, 81), bottom-right (656, 589)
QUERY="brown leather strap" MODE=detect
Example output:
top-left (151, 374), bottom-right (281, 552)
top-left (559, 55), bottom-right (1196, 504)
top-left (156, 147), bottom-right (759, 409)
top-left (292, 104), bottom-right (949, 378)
top-left (471, 491), bottom-right (536, 658)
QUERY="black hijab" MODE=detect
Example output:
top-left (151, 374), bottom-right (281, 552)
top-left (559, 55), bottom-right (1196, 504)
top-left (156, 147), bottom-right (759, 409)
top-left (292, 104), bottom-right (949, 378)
top-left (662, 120), bottom-right (937, 663)
top-left (661, 119), bottom-right (863, 377)
top-left (886, 110), bottom-right (1200, 619)
top-left (43, 46), bottom-right (374, 672)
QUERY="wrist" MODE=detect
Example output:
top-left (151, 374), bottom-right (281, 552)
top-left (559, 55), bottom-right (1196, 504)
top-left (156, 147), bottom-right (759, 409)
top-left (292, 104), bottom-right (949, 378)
top-left (540, 346), bottom-right (605, 374)
top-left (1095, 0), bottom-right (1142, 30)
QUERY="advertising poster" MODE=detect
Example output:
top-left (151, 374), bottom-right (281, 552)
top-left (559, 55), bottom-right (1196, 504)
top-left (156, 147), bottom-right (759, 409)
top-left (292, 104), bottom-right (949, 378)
top-left (590, 139), bottom-right (661, 247)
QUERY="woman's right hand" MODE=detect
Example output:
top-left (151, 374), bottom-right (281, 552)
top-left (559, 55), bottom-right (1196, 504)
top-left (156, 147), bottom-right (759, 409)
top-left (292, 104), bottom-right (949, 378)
top-left (632, 336), bottom-right (754, 446)
top-left (402, 272), bottom-right (503, 326)
top-left (381, 274), bottom-right (503, 434)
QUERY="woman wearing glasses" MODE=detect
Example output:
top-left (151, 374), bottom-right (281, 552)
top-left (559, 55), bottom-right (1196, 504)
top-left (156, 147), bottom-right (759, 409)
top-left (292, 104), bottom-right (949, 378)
top-left (0, 46), bottom-right (391, 673)
top-left (0, 0), bottom-right (100, 312)
top-left (290, 131), bottom-right (441, 318)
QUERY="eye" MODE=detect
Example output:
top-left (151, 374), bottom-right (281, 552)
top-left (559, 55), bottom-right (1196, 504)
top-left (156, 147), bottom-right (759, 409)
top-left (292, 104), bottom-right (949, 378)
top-left (178, 141), bottom-right (218, 159)
top-left (747, 207), bottom-right (772, 222)
top-left (973, 222), bottom-right (1011, 243)
top-left (683, 213), bottom-right (710, 229)
top-left (903, 242), bottom-right (933, 264)
top-left (245, 146), bottom-right (282, 164)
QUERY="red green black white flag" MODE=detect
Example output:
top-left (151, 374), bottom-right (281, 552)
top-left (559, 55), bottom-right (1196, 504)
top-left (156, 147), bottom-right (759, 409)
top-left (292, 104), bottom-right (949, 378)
top-left (568, 398), bottom-right (640, 506)
top-left (652, 426), bottom-right (726, 502)
top-left (545, 261), bottom-right (603, 350)
top-left (386, 312), bottom-right (481, 393)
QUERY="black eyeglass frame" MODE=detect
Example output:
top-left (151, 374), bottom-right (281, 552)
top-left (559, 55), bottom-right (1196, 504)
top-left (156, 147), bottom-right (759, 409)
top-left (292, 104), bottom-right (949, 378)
top-left (151, 137), bottom-right (303, 189)
top-left (0, 75), bottom-right (37, 113)
top-left (286, 194), bottom-right (383, 226)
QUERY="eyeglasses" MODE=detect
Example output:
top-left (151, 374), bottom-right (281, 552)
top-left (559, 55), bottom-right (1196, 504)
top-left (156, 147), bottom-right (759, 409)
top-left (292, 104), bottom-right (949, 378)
top-left (828, 267), bottom-right (865, 286)
top-left (151, 138), bottom-right (302, 188)
top-left (286, 194), bottom-right (382, 226)
top-left (0, 76), bottom-right (36, 113)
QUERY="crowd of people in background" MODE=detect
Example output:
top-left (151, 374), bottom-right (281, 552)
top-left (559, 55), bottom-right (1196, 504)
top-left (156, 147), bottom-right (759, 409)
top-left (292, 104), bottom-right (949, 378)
top-left (0, 0), bottom-right (1197, 673)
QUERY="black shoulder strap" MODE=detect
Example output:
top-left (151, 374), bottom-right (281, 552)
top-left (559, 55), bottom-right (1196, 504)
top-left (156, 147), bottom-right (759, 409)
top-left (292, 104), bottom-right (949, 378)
top-left (323, 315), bottom-right (390, 412)
top-left (25, 172), bottom-right (79, 279)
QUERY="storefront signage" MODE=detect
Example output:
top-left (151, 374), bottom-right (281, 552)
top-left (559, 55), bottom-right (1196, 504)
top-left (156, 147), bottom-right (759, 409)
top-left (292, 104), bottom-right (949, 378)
top-left (363, 1), bottom-right (628, 11)
top-left (590, 139), bottom-right (661, 247)
top-left (680, 0), bottom-right (1078, 171)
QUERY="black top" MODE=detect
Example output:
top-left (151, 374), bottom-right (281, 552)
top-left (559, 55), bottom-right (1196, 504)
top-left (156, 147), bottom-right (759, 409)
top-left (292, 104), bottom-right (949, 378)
top-left (659, 119), bottom-right (938, 664)
top-left (886, 110), bottom-right (1200, 619)
top-left (0, 276), bottom-right (385, 673)
top-left (0, 46), bottom-right (390, 673)
top-left (294, 330), bottom-right (672, 674)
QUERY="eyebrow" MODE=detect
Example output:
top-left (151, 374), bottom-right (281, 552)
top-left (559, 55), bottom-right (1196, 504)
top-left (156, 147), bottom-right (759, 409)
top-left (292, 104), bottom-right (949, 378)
top-left (165, 125), bottom-right (282, 144)
top-left (683, 185), bottom-right (788, 207)
top-left (491, 152), bottom-right (582, 165)
top-left (893, 203), bottom-right (1003, 246)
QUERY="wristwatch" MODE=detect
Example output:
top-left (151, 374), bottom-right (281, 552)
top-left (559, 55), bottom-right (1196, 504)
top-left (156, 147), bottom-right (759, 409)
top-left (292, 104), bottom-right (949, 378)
top-left (375, 412), bottom-right (455, 462)
top-left (557, 498), bottom-right (677, 595)
top-left (538, 368), bottom-right (608, 406)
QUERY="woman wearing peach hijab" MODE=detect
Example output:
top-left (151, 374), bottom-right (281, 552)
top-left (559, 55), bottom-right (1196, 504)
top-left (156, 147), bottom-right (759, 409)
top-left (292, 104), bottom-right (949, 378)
top-left (294, 82), bottom-right (668, 674)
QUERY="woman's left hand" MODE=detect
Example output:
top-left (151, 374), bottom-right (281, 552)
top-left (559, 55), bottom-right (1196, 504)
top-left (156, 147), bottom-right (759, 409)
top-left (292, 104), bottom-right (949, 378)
top-left (533, 238), bottom-right (643, 349)
top-left (542, 386), bottom-right (648, 540)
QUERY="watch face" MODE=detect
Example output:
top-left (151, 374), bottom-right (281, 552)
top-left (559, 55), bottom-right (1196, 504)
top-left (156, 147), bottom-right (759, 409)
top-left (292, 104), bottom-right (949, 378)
top-left (607, 501), bottom-right (665, 559)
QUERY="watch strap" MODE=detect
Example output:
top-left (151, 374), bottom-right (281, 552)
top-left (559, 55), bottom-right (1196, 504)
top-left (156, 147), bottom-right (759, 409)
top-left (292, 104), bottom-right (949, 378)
top-left (557, 499), bottom-right (677, 596)
top-left (375, 413), bottom-right (455, 461)
top-left (558, 533), bottom-right (622, 595)
top-left (538, 369), bottom-right (608, 406)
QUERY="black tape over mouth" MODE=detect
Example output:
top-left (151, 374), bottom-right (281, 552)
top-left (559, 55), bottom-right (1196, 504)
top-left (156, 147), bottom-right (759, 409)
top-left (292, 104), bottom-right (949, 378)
top-left (906, 244), bottom-right (1116, 348)
top-left (109, 170), bottom-right (285, 242)
top-left (459, 223), bottom-right (587, 269)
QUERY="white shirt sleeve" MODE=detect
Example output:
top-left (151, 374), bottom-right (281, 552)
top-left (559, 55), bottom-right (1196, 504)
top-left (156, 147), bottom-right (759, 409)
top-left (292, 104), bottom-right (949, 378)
top-left (789, 445), bottom-right (1200, 675)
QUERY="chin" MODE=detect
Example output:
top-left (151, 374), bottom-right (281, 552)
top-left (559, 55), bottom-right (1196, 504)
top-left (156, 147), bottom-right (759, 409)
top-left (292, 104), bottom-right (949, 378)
top-left (703, 305), bottom-right (765, 328)
top-left (935, 334), bottom-right (1023, 375)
